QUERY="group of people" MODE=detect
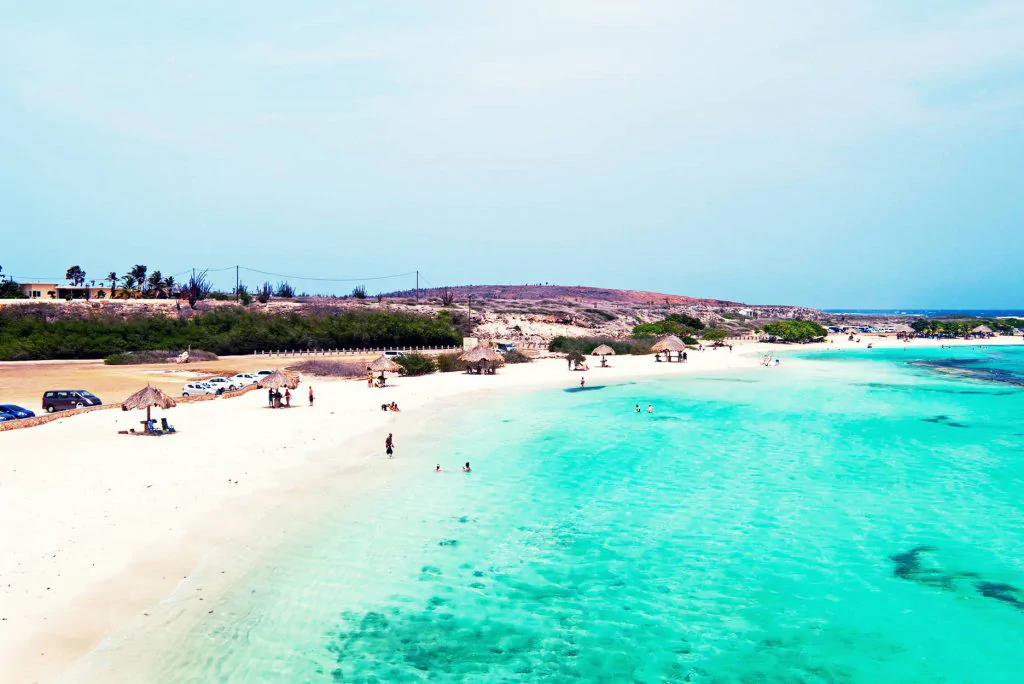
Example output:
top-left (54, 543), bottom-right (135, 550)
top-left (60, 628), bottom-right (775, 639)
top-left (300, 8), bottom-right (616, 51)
top-left (367, 371), bottom-right (388, 388)
top-left (266, 386), bottom-right (316, 408)
top-left (435, 462), bottom-right (472, 472)
top-left (267, 387), bottom-right (291, 407)
top-left (634, 403), bottom-right (654, 413)
top-left (381, 402), bottom-right (401, 412)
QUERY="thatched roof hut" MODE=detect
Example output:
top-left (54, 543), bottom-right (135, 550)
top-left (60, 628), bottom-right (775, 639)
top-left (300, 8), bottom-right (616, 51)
top-left (893, 324), bottom-right (914, 334)
top-left (591, 344), bottom-right (616, 356)
top-left (651, 335), bottom-right (686, 353)
top-left (122, 385), bottom-right (176, 423)
top-left (257, 370), bottom-right (300, 390)
top-left (972, 325), bottom-right (993, 334)
top-left (368, 355), bottom-right (402, 373)
top-left (461, 344), bottom-right (502, 373)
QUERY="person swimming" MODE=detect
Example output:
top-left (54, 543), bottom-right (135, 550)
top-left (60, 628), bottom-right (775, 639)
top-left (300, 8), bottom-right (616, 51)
top-left (635, 404), bottom-right (641, 412)
top-left (647, 404), bottom-right (654, 413)
top-left (435, 464), bottom-right (441, 472)
top-left (463, 462), bottom-right (471, 472)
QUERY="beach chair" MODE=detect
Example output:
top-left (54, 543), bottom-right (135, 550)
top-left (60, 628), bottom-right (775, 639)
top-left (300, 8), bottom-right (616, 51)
top-left (161, 417), bottom-right (177, 434)
top-left (142, 420), bottom-right (163, 436)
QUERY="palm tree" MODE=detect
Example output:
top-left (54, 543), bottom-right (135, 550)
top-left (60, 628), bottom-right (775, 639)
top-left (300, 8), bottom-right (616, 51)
top-left (120, 274), bottom-right (137, 298)
top-left (128, 265), bottom-right (147, 295)
top-left (147, 270), bottom-right (164, 298)
top-left (163, 275), bottom-right (177, 298)
top-left (107, 271), bottom-right (118, 298)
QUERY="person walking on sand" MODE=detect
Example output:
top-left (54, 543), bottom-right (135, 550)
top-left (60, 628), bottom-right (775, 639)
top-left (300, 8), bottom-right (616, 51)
top-left (309, 386), bottom-right (314, 406)
top-left (580, 377), bottom-right (586, 388)
top-left (385, 433), bottom-right (395, 458)
top-left (367, 370), bottom-right (373, 388)
top-left (267, 388), bottom-right (274, 408)
top-left (284, 389), bottom-right (291, 407)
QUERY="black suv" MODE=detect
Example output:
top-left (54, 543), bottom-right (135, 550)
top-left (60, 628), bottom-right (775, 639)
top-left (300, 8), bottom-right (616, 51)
top-left (42, 390), bottom-right (103, 413)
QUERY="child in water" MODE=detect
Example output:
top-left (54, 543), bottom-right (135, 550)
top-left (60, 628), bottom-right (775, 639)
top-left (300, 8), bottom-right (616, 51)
top-left (435, 464), bottom-right (441, 473)
top-left (462, 462), bottom-right (471, 472)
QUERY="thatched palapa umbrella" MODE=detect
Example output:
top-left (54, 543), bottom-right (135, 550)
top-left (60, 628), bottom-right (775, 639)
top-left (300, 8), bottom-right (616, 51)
top-left (122, 384), bottom-right (177, 424)
top-left (369, 355), bottom-right (403, 374)
top-left (651, 335), bottom-right (687, 362)
top-left (257, 370), bottom-right (300, 390)
top-left (591, 344), bottom-right (616, 357)
top-left (461, 344), bottom-right (502, 374)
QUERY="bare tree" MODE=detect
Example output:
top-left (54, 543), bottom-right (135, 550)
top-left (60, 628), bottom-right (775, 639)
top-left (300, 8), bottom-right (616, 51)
top-left (439, 287), bottom-right (455, 306)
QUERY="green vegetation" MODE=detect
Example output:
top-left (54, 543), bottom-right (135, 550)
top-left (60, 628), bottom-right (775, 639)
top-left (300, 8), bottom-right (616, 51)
top-left (435, 352), bottom-right (467, 373)
top-left (911, 318), bottom-right (1022, 336)
top-left (760, 319), bottom-right (828, 343)
top-left (631, 313), bottom-right (704, 340)
top-left (566, 350), bottom-right (586, 366)
top-left (0, 306), bottom-right (462, 361)
top-left (548, 335), bottom-right (651, 356)
top-left (702, 328), bottom-right (728, 343)
top-left (396, 353), bottom-right (437, 376)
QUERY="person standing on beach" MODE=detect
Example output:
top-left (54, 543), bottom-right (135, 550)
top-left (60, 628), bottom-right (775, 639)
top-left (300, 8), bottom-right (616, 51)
top-left (267, 388), bottom-right (273, 407)
top-left (308, 386), bottom-right (314, 406)
top-left (385, 433), bottom-right (395, 458)
top-left (284, 389), bottom-right (291, 407)
top-left (580, 377), bottom-right (586, 388)
top-left (367, 370), bottom-right (373, 388)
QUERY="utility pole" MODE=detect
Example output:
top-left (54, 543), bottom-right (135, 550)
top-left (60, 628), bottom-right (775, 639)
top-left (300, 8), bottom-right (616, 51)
top-left (468, 294), bottom-right (473, 324)
top-left (415, 270), bottom-right (419, 304)
top-left (235, 265), bottom-right (239, 300)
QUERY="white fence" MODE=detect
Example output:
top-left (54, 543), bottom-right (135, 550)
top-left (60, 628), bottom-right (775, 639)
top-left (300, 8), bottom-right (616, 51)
top-left (253, 345), bottom-right (461, 358)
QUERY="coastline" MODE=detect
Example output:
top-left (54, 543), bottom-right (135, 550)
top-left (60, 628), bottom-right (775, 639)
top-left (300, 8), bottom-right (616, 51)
top-left (2, 335), bottom-right (1021, 682)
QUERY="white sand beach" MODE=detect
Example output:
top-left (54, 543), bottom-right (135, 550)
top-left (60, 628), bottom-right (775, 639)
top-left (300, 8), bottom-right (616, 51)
top-left (1, 335), bottom-right (1020, 682)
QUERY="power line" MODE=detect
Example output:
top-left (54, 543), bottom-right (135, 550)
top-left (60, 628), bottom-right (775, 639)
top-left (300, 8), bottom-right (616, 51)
top-left (239, 266), bottom-right (416, 283)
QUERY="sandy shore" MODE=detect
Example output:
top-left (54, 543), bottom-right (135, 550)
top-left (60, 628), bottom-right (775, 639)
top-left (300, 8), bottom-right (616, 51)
top-left (1, 334), bottom-right (1020, 682)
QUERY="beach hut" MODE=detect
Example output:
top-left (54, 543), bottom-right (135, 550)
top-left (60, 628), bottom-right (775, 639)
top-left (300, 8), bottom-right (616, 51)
top-left (257, 370), bottom-right (300, 390)
top-left (122, 385), bottom-right (176, 433)
top-left (368, 355), bottom-right (402, 374)
top-left (972, 325), bottom-right (994, 337)
top-left (257, 370), bottom-right (300, 407)
top-left (461, 344), bottom-right (502, 374)
top-left (893, 324), bottom-right (914, 334)
top-left (368, 354), bottom-right (403, 385)
top-left (651, 335), bottom-right (687, 362)
top-left (591, 343), bottom-right (615, 368)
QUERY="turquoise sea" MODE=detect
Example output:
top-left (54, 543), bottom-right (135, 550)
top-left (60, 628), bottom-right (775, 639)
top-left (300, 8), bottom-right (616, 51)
top-left (85, 347), bottom-right (1024, 683)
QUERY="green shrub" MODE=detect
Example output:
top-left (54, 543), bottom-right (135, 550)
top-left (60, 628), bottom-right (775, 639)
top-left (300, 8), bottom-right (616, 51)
top-left (397, 352), bottom-right (437, 376)
top-left (548, 336), bottom-right (647, 356)
top-left (435, 352), bottom-right (467, 373)
top-left (761, 319), bottom-right (827, 343)
top-left (0, 305), bottom-right (462, 361)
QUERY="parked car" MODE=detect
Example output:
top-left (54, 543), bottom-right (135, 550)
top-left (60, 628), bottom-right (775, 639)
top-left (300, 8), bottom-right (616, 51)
top-left (383, 350), bottom-right (404, 358)
top-left (0, 404), bottom-right (36, 420)
top-left (229, 373), bottom-right (259, 386)
top-left (255, 369), bottom-right (274, 377)
top-left (495, 343), bottom-right (517, 353)
top-left (182, 382), bottom-right (219, 397)
top-left (42, 390), bottom-right (103, 413)
top-left (0, 413), bottom-right (12, 422)
top-left (204, 377), bottom-right (240, 392)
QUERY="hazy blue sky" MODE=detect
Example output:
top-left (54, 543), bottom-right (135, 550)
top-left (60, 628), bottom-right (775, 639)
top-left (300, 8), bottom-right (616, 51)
top-left (1, 1), bottom-right (1022, 307)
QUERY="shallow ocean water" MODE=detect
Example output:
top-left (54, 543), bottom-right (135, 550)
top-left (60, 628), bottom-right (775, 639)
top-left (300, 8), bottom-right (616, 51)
top-left (86, 348), bottom-right (1024, 683)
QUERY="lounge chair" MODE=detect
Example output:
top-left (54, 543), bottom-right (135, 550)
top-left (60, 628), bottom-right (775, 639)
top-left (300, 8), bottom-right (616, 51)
top-left (161, 417), bottom-right (177, 434)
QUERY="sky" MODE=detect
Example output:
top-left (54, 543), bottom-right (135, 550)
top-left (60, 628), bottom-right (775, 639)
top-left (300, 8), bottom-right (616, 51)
top-left (1, 1), bottom-right (1022, 308)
